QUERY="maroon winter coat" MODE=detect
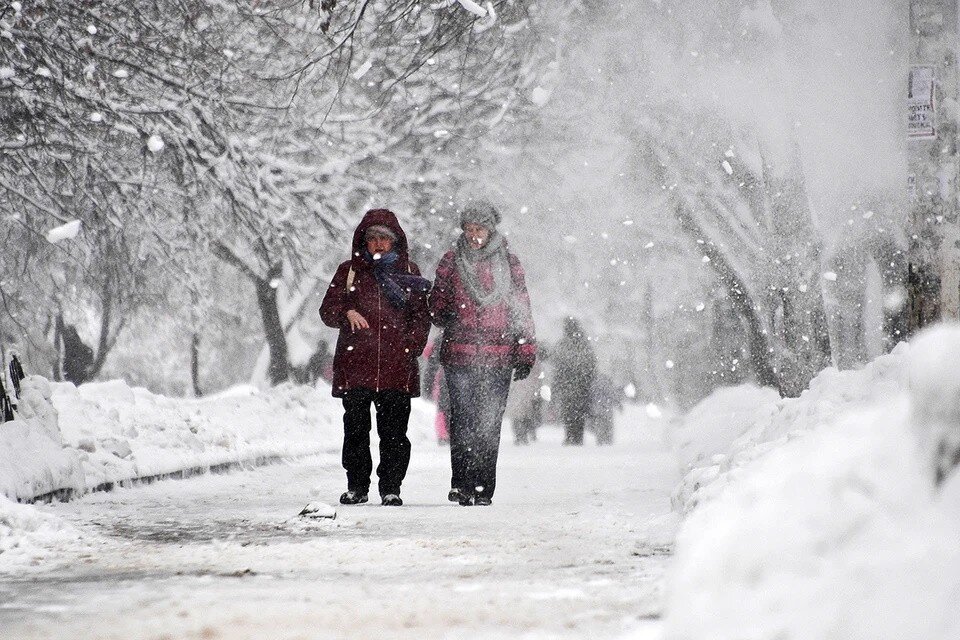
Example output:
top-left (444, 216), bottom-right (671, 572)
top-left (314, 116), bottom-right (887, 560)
top-left (319, 209), bottom-right (431, 398)
top-left (429, 241), bottom-right (537, 368)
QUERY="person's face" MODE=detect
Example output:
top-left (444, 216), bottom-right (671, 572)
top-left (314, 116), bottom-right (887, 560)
top-left (366, 233), bottom-right (393, 255)
top-left (463, 223), bottom-right (490, 248)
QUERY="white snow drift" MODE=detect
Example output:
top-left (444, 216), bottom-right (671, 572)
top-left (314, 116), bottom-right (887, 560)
top-left (662, 325), bottom-right (960, 640)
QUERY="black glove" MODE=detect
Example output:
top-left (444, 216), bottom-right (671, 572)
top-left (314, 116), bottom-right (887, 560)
top-left (513, 364), bottom-right (532, 381)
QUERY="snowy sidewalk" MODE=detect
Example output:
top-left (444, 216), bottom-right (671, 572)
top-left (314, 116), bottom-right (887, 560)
top-left (0, 419), bottom-right (674, 639)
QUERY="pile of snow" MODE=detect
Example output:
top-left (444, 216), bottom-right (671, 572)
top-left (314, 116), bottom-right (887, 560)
top-left (669, 383), bottom-right (779, 471)
top-left (661, 326), bottom-right (960, 639)
top-left (51, 380), bottom-right (343, 488)
top-left (671, 343), bottom-right (907, 513)
top-left (0, 377), bottom-right (85, 501)
top-left (0, 493), bottom-right (83, 570)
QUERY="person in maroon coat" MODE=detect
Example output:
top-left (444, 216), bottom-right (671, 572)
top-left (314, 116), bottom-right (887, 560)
top-left (320, 209), bottom-right (431, 506)
top-left (429, 200), bottom-right (537, 506)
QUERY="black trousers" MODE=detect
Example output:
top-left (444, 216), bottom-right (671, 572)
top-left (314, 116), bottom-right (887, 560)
top-left (561, 403), bottom-right (587, 445)
top-left (341, 389), bottom-right (411, 497)
top-left (446, 366), bottom-right (512, 500)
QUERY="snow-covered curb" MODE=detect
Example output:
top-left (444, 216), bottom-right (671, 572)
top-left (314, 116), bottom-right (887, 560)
top-left (661, 326), bottom-right (960, 639)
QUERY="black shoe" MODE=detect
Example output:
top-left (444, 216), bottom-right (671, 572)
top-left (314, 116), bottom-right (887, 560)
top-left (381, 494), bottom-right (403, 506)
top-left (448, 488), bottom-right (467, 503)
top-left (474, 496), bottom-right (492, 506)
top-left (457, 493), bottom-right (474, 506)
top-left (339, 490), bottom-right (368, 505)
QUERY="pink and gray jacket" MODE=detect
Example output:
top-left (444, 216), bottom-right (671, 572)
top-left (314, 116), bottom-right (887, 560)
top-left (429, 241), bottom-right (537, 369)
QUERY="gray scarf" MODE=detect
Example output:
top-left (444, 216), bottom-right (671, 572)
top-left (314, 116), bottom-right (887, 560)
top-left (454, 231), bottom-right (512, 308)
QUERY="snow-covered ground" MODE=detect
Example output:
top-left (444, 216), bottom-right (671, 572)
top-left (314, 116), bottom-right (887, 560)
top-left (6, 327), bottom-right (960, 639)
top-left (0, 410), bottom-right (676, 639)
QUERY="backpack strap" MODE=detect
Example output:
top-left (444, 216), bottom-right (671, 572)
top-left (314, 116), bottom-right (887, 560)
top-left (345, 266), bottom-right (355, 291)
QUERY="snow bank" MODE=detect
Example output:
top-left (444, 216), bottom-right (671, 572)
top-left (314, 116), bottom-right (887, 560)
top-left (0, 493), bottom-right (83, 570)
top-left (671, 344), bottom-right (907, 513)
top-left (2, 376), bottom-right (434, 504)
top-left (51, 379), bottom-right (343, 488)
top-left (669, 383), bottom-right (779, 471)
top-left (662, 327), bottom-right (960, 639)
top-left (0, 377), bottom-right (85, 501)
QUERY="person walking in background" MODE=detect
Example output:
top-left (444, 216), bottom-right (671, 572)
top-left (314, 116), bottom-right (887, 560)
top-left (589, 372), bottom-right (622, 445)
top-left (552, 317), bottom-right (596, 446)
top-left (507, 357), bottom-right (545, 445)
top-left (429, 200), bottom-right (537, 506)
top-left (422, 338), bottom-right (451, 445)
top-left (319, 209), bottom-right (431, 507)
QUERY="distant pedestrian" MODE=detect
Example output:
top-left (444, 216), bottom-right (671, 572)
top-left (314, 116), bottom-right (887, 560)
top-left (507, 358), bottom-right (545, 445)
top-left (429, 200), bottom-right (537, 506)
top-left (589, 372), bottom-right (622, 445)
top-left (319, 209), bottom-right (431, 507)
top-left (552, 317), bottom-right (596, 445)
top-left (423, 339), bottom-right (451, 445)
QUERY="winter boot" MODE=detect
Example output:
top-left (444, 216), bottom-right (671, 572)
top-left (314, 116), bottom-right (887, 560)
top-left (448, 487), bottom-right (468, 503)
top-left (381, 494), bottom-right (403, 506)
top-left (474, 496), bottom-right (492, 506)
top-left (339, 490), bottom-right (369, 505)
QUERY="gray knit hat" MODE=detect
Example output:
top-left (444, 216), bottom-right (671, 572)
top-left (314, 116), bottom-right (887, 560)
top-left (459, 200), bottom-right (501, 231)
top-left (365, 224), bottom-right (398, 241)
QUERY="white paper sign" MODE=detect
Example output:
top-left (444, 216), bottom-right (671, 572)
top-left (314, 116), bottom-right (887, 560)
top-left (908, 65), bottom-right (935, 140)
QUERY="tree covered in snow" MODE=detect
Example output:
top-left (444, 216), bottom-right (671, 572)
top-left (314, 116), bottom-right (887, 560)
top-left (478, 0), bottom-right (907, 404)
top-left (1, 0), bottom-right (558, 390)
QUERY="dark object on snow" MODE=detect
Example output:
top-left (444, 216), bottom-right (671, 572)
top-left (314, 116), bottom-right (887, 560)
top-left (589, 373), bottom-right (623, 446)
top-left (298, 502), bottom-right (337, 519)
top-left (553, 317), bottom-right (597, 446)
top-left (57, 317), bottom-right (94, 384)
top-left (9, 354), bottom-right (24, 399)
top-left (0, 376), bottom-right (14, 422)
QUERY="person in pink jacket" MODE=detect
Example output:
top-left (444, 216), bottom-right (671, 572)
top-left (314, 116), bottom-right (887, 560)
top-left (429, 201), bottom-right (537, 506)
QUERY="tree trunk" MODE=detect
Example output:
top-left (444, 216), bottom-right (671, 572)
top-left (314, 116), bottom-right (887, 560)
top-left (190, 333), bottom-right (203, 397)
top-left (256, 263), bottom-right (290, 386)
top-left (874, 239), bottom-right (909, 351)
top-left (211, 242), bottom-right (291, 386)
top-left (761, 144), bottom-right (832, 396)
top-left (675, 203), bottom-right (783, 395)
top-left (907, 0), bottom-right (960, 334)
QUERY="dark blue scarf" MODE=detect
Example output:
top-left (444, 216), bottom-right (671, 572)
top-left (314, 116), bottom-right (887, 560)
top-left (364, 250), bottom-right (432, 309)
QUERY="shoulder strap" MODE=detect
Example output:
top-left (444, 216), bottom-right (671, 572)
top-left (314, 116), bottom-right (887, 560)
top-left (346, 266), bottom-right (355, 291)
